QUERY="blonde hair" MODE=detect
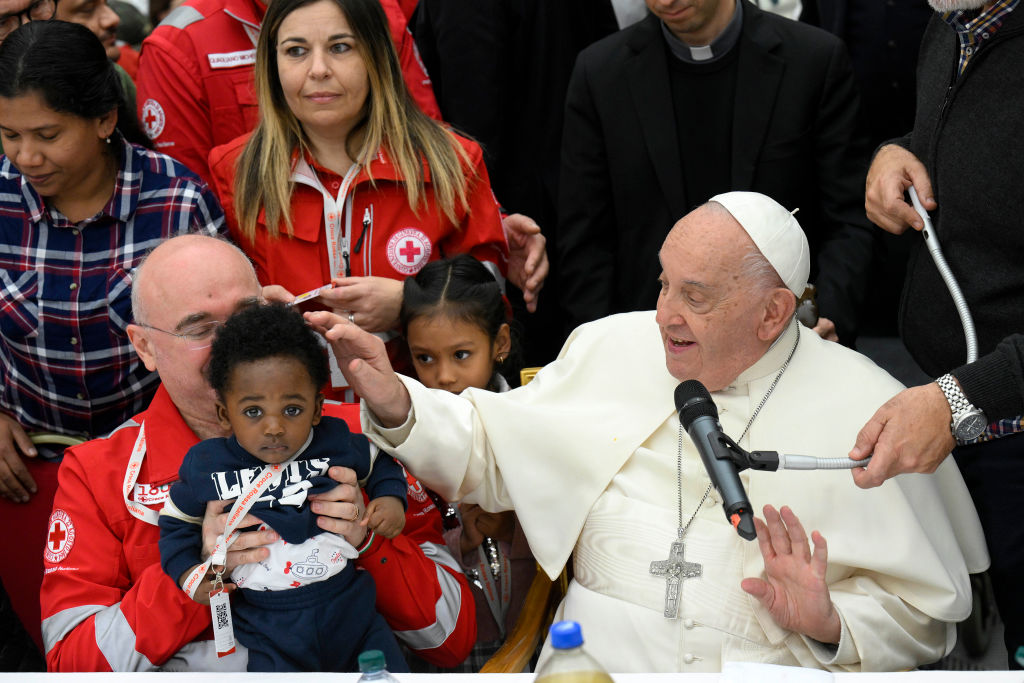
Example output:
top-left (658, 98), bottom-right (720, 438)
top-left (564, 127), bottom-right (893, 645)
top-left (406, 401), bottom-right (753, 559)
top-left (234, 0), bottom-right (473, 241)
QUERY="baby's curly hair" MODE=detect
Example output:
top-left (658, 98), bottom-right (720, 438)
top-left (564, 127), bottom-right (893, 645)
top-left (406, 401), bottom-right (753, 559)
top-left (208, 303), bottom-right (329, 397)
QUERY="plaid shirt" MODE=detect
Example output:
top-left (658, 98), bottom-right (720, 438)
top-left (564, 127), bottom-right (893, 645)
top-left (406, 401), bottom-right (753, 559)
top-left (943, 0), bottom-right (1020, 76)
top-left (0, 140), bottom-right (225, 438)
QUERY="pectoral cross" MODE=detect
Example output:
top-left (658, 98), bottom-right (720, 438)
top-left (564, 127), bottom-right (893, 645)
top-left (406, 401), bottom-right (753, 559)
top-left (649, 533), bottom-right (702, 618)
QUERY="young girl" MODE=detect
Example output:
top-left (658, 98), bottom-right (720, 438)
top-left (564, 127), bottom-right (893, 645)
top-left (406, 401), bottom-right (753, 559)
top-left (400, 254), bottom-right (537, 671)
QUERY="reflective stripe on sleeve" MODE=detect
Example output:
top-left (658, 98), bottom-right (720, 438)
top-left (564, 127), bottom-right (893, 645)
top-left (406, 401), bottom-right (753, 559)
top-left (160, 640), bottom-right (249, 671)
top-left (419, 540), bottom-right (461, 574)
top-left (392, 542), bottom-right (463, 650)
top-left (93, 603), bottom-right (157, 671)
top-left (482, 260), bottom-right (506, 291)
top-left (158, 4), bottom-right (204, 29)
top-left (42, 604), bottom-right (105, 654)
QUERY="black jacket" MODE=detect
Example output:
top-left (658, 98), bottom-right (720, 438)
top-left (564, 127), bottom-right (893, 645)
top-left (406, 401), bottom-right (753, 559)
top-left (896, 10), bottom-right (1024, 419)
top-left (556, 2), bottom-right (876, 344)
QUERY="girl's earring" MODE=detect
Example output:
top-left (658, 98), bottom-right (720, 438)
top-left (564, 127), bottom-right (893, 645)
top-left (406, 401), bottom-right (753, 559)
top-left (496, 354), bottom-right (505, 364)
top-left (105, 137), bottom-right (111, 144)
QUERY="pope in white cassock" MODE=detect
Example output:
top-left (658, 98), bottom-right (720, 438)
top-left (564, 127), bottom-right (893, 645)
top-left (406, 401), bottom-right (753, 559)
top-left (306, 192), bottom-right (989, 673)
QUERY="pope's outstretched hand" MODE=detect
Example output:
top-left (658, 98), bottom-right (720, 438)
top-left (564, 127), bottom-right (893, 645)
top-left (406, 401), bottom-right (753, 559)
top-left (304, 310), bottom-right (411, 427)
top-left (741, 505), bottom-right (841, 645)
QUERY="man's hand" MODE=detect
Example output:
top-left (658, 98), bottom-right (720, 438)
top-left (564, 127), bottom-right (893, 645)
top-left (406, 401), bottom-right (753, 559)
top-left (458, 504), bottom-right (486, 556)
top-left (474, 508), bottom-right (515, 545)
top-left (849, 383), bottom-right (955, 488)
top-left (503, 213), bottom-right (549, 313)
top-left (865, 144), bottom-right (936, 234)
top-left (305, 310), bottom-right (411, 427)
top-left (811, 316), bottom-right (839, 343)
top-left (309, 465), bottom-right (368, 547)
top-left (0, 413), bottom-right (38, 503)
top-left (201, 499), bottom-right (278, 574)
top-left (261, 284), bottom-right (295, 305)
top-left (323, 276), bottom-right (404, 333)
top-left (741, 505), bottom-right (841, 645)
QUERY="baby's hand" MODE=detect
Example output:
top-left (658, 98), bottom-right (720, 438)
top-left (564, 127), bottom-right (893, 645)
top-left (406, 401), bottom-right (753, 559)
top-left (364, 496), bottom-right (406, 539)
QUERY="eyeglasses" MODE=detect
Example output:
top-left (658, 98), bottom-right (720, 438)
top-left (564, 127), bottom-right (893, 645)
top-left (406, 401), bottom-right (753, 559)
top-left (0, 0), bottom-right (58, 42)
top-left (139, 320), bottom-right (224, 351)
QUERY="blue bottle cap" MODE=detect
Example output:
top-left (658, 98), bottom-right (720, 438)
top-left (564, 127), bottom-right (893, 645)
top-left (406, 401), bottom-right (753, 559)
top-left (358, 649), bottom-right (386, 673)
top-left (549, 620), bottom-right (584, 649)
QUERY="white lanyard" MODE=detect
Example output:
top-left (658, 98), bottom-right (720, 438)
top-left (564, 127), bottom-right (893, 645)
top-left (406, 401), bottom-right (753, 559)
top-left (472, 538), bottom-right (512, 639)
top-left (292, 156), bottom-right (361, 278)
top-left (180, 454), bottom-right (298, 599)
top-left (123, 424), bottom-right (161, 526)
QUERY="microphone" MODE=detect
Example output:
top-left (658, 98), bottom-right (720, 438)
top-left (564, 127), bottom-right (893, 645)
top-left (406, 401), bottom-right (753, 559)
top-left (675, 380), bottom-right (757, 541)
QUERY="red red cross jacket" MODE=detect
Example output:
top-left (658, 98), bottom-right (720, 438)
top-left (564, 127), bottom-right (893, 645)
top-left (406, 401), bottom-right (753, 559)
top-left (136, 0), bottom-right (440, 186)
top-left (208, 131), bottom-right (507, 288)
top-left (207, 131), bottom-right (508, 397)
top-left (40, 386), bottom-right (476, 671)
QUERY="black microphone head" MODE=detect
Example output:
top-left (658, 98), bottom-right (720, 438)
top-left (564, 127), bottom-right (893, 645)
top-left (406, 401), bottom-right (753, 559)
top-left (675, 380), bottom-right (718, 429)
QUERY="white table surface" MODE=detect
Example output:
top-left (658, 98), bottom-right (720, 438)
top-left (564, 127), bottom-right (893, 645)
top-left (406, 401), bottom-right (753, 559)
top-left (3, 673), bottom-right (1022, 682)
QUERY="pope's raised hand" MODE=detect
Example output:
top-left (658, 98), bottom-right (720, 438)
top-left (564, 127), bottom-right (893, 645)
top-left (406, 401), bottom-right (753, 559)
top-left (741, 505), bottom-right (841, 645)
top-left (304, 310), bottom-right (411, 427)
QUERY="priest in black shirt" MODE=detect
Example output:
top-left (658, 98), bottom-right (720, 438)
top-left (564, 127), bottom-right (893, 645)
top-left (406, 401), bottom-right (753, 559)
top-left (557, 0), bottom-right (876, 347)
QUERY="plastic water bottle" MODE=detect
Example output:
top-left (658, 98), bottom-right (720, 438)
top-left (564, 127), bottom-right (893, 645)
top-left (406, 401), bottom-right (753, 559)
top-left (534, 621), bottom-right (614, 683)
top-left (356, 650), bottom-right (399, 682)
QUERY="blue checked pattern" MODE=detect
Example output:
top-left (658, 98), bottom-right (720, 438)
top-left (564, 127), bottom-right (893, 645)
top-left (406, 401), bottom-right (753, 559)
top-left (943, 0), bottom-right (1020, 76)
top-left (973, 415), bottom-right (1024, 443)
top-left (0, 139), bottom-right (225, 438)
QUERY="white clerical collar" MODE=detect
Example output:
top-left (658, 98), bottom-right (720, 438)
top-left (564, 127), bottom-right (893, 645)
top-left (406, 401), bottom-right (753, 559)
top-left (728, 317), bottom-right (800, 390)
top-left (660, 0), bottom-right (743, 64)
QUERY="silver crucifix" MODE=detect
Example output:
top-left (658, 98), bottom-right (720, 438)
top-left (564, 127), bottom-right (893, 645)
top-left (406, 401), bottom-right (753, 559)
top-left (649, 533), bottom-right (702, 618)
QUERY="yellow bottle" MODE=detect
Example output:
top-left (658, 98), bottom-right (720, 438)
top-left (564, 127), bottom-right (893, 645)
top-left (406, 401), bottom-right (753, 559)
top-left (534, 621), bottom-right (614, 683)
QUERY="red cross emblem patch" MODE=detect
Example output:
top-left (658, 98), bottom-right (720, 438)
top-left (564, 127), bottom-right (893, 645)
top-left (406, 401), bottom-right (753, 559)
top-left (141, 99), bottom-right (166, 140)
top-left (387, 228), bottom-right (432, 275)
top-left (44, 510), bottom-right (76, 563)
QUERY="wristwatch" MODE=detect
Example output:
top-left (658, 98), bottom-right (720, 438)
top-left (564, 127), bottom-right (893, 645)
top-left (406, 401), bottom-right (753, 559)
top-left (936, 374), bottom-right (988, 442)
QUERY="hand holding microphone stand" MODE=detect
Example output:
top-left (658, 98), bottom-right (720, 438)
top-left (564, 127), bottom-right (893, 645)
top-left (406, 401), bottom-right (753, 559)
top-left (676, 380), bottom-right (873, 542)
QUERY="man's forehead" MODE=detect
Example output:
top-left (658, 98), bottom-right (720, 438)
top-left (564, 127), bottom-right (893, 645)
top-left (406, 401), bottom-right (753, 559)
top-left (171, 295), bottom-right (261, 329)
top-left (657, 249), bottom-right (717, 291)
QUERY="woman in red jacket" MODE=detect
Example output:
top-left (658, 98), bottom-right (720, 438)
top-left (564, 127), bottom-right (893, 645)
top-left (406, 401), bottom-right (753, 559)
top-left (208, 0), bottom-right (508, 399)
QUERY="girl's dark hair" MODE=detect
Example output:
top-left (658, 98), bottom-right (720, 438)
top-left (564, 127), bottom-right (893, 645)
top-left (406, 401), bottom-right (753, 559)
top-left (208, 303), bottom-right (329, 398)
top-left (401, 254), bottom-right (521, 384)
top-left (0, 21), bottom-right (151, 149)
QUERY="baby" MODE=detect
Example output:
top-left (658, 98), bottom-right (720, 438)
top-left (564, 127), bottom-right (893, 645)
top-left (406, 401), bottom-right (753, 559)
top-left (159, 303), bottom-right (407, 671)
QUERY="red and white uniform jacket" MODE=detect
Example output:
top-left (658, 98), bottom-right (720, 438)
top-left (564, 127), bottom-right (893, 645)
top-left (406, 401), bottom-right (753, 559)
top-left (40, 386), bottom-right (475, 671)
top-left (208, 131), bottom-right (507, 289)
top-left (136, 0), bottom-right (440, 186)
top-left (207, 131), bottom-right (508, 395)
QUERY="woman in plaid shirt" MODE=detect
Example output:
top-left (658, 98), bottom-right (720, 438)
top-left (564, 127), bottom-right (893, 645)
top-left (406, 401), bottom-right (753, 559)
top-left (0, 20), bottom-right (226, 504)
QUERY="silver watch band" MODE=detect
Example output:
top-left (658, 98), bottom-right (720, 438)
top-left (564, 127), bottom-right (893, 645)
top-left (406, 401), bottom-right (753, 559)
top-left (936, 374), bottom-right (976, 416)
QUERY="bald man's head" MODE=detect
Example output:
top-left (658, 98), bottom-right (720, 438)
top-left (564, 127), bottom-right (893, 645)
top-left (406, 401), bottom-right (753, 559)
top-left (127, 235), bottom-right (262, 433)
top-left (131, 234), bottom-right (259, 325)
